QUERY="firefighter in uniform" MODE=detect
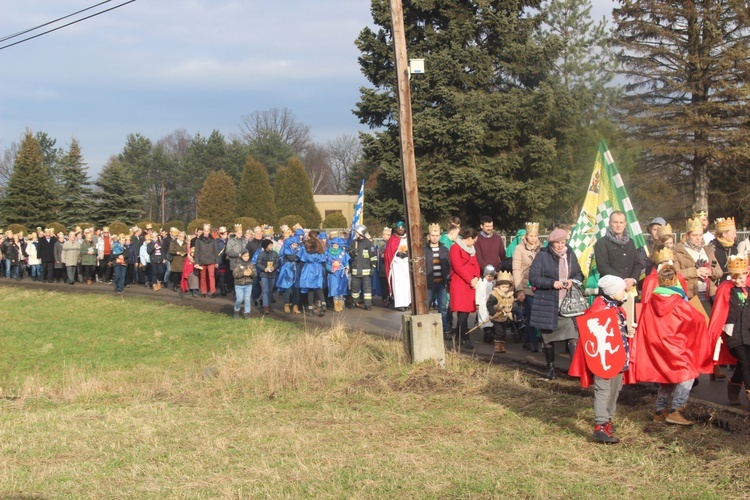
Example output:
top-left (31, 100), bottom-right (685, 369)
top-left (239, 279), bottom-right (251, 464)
top-left (348, 224), bottom-right (378, 310)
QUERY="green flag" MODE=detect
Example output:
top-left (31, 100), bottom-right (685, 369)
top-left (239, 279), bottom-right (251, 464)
top-left (568, 139), bottom-right (646, 280)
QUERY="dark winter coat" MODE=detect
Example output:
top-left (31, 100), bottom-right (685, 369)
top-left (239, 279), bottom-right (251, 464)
top-left (169, 240), bottom-right (188, 273)
top-left (37, 236), bottom-right (56, 263)
top-left (194, 235), bottom-right (218, 266)
top-left (529, 245), bottom-right (583, 331)
top-left (593, 234), bottom-right (644, 282)
top-left (424, 242), bottom-right (450, 288)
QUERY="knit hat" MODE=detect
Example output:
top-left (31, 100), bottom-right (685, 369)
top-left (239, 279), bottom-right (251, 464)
top-left (261, 238), bottom-right (274, 250)
top-left (483, 265), bottom-right (496, 277)
top-left (598, 275), bottom-right (626, 298)
top-left (548, 228), bottom-right (567, 243)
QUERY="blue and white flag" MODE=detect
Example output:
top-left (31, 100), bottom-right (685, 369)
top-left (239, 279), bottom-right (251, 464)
top-left (350, 179), bottom-right (365, 243)
top-left (352, 179), bottom-right (365, 229)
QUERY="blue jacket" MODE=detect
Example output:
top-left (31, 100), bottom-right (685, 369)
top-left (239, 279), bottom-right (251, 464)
top-left (276, 239), bottom-right (300, 291)
top-left (529, 245), bottom-right (583, 331)
top-left (326, 248), bottom-right (350, 297)
top-left (299, 247), bottom-right (326, 290)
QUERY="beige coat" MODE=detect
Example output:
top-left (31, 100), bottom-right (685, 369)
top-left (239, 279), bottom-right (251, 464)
top-left (512, 237), bottom-right (540, 296)
top-left (672, 242), bottom-right (722, 298)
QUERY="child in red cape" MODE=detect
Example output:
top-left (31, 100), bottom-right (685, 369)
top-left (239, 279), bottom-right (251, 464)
top-left (570, 275), bottom-right (635, 444)
top-left (707, 255), bottom-right (749, 407)
top-left (635, 264), bottom-right (714, 426)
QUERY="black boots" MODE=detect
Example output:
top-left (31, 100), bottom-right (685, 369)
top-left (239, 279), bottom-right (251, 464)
top-left (544, 345), bottom-right (556, 379)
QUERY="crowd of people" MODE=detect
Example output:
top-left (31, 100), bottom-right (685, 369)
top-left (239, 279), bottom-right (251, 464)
top-left (2, 210), bottom-right (749, 444)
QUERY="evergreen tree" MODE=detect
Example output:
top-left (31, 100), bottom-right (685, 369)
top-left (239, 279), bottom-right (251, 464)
top-left (537, 0), bottom-right (624, 222)
top-left (614, 0), bottom-right (750, 214)
top-left (274, 166), bottom-right (287, 205)
top-left (95, 157), bottom-right (144, 225)
top-left (58, 138), bottom-right (94, 227)
top-left (197, 170), bottom-right (236, 227)
top-left (236, 156), bottom-right (276, 225)
top-left (1, 130), bottom-right (56, 227)
top-left (276, 157), bottom-right (321, 228)
top-left (355, 0), bottom-right (577, 229)
top-left (247, 129), bottom-right (295, 180)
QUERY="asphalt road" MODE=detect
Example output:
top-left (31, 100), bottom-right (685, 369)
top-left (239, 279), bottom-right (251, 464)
top-left (2, 277), bottom-right (747, 411)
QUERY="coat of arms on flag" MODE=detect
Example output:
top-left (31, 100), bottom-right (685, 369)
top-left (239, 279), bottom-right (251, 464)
top-left (568, 139), bottom-right (646, 281)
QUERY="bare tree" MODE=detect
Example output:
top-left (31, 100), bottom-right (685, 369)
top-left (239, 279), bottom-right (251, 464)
top-left (0, 140), bottom-right (19, 187)
top-left (301, 143), bottom-right (334, 195)
top-left (238, 107), bottom-right (311, 154)
top-left (326, 133), bottom-right (362, 194)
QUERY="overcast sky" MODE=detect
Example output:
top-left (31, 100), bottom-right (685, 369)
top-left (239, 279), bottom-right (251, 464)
top-left (0, 0), bottom-right (617, 175)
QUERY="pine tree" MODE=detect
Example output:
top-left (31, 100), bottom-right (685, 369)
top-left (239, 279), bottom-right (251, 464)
top-left (355, 0), bottom-right (577, 229)
top-left (197, 170), bottom-right (236, 227)
top-left (276, 157), bottom-right (321, 228)
top-left (236, 156), bottom-right (276, 225)
top-left (1, 130), bottom-right (56, 227)
top-left (95, 157), bottom-right (144, 225)
top-left (58, 138), bottom-right (94, 227)
top-left (274, 166), bottom-right (287, 205)
top-left (614, 0), bottom-right (750, 214)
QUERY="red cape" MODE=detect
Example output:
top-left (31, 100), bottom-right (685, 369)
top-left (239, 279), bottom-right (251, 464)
top-left (384, 234), bottom-right (406, 294)
top-left (569, 297), bottom-right (637, 388)
top-left (641, 269), bottom-right (687, 305)
top-left (707, 280), bottom-right (741, 365)
top-left (181, 257), bottom-right (195, 293)
top-left (634, 292), bottom-right (713, 384)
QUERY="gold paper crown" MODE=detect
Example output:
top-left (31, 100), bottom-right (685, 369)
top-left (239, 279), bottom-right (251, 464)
top-left (497, 270), bottom-right (513, 283)
top-left (525, 222), bottom-right (539, 236)
top-left (428, 223), bottom-right (441, 234)
top-left (693, 210), bottom-right (708, 218)
top-left (727, 254), bottom-right (749, 274)
top-left (715, 217), bottom-right (735, 232)
top-left (262, 226), bottom-right (274, 235)
top-left (657, 223), bottom-right (673, 238)
top-left (654, 247), bottom-right (674, 264)
top-left (234, 224), bottom-right (243, 230)
top-left (657, 264), bottom-right (679, 287)
top-left (686, 218), bottom-right (703, 234)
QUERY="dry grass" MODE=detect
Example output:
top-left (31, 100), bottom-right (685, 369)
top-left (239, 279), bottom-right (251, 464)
top-left (0, 290), bottom-right (748, 498)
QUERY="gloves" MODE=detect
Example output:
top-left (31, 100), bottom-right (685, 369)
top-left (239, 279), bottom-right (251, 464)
top-left (396, 252), bottom-right (407, 259)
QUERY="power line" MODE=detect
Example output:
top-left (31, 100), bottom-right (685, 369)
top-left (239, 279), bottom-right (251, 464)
top-left (0, 0), bottom-right (115, 43)
top-left (0, 0), bottom-right (136, 51)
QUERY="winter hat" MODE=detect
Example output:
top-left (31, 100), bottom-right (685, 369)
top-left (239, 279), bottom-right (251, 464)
top-left (648, 217), bottom-right (666, 228)
top-left (483, 265), bottom-right (496, 277)
top-left (261, 238), bottom-right (274, 250)
top-left (240, 248), bottom-right (250, 257)
top-left (598, 275), bottom-right (626, 298)
top-left (548, 228), bottom-right (567, 243)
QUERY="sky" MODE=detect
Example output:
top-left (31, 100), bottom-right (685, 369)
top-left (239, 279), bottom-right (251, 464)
top-left (0, 0), bottom-right (617, 176)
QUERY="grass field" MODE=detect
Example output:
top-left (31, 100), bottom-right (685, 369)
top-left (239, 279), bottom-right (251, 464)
top-left (0, 286), bottom-right (747, 498)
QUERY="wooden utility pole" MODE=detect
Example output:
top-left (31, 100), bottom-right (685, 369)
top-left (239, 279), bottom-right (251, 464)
top-left (389, 0), bottom-right (428, 316)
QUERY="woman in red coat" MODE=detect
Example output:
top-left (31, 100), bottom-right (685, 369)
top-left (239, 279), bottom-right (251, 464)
top-left (450, 227), bottom-right (481, 349)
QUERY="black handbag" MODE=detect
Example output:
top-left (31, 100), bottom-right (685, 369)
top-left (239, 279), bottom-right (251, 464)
top-left (559, 281), bottom-right (587, 317)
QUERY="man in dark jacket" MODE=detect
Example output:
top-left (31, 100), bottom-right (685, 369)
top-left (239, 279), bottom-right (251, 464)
top-left (593, 211), bottom-right (644, 292)
top-left (37, 228), bottom-right (57, 283)
top-left (349, 224), bottom-right (378, 310)
top-left (194, 223), bottom-right (219, 297)
top-left (424, 223), bottom-right (451, 334)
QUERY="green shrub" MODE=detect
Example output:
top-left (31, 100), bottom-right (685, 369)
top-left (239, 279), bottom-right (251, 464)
top-left (7, 224), bottom-right (29, 236)
top-left (278, 214), bottom-right (304, 229)
top-left (136, 220), bottom-right (156, 232)
top-left (165, 220), bottom-right (186, 232)
top-left (187, 218), bottom-right (211, 235)
top-left (322, 212), bottom-right (348, 229)
top-left (235, 217), bottom-right (259, 233)
top-left (46, 222), bottom-right (67, 235)
top-left (107, 221), bottom-right (130, 237)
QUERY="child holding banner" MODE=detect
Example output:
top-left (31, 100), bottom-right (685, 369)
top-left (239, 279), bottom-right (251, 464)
top-left (570, 275), bottom-right (634, 444)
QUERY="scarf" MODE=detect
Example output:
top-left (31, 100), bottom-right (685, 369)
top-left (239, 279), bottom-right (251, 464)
top-left (456, 238), bottom-right (476, 256)
top-left (605, 226), bottom-right (630, 246)
top-left (554, 246), bottom-right (569, 303)
top-left (683, 239), bottom-right (703, 253)
top-left (716, 236), bottom-right (736, 248)
top-left (522, 236), bottom-right (540, 251)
